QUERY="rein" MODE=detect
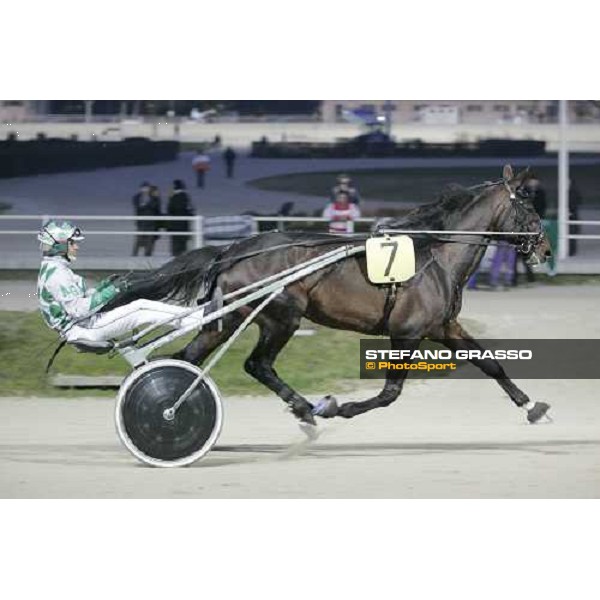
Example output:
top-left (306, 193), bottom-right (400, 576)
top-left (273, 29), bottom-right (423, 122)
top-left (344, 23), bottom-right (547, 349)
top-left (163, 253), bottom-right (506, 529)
top-left (375, 229), bottom-right (540, 250)
top-left (144, 229), bottom-right (536, 286)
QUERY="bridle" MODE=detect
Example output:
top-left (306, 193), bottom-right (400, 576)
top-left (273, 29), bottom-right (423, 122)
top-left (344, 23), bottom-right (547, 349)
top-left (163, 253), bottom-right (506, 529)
top-left (500, 179), bottom-right (545, 256)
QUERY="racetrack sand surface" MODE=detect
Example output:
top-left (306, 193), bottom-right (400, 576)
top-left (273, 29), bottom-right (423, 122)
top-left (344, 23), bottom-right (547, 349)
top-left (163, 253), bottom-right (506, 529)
top-left (1, 379), bottom-right (599, 498)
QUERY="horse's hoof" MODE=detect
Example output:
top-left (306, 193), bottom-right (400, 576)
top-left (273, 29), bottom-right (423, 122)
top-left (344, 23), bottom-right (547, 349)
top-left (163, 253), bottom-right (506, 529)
top-left (312, 395), bottom-right (339, 418)
top-left (527, 401), bottom-right (551, 424)
top-left (298, 422), bottom-right (320, 441)
top-left (288, 399), bottom-right (316, 426)
top-left (299, 412), bottom-right (317, 426)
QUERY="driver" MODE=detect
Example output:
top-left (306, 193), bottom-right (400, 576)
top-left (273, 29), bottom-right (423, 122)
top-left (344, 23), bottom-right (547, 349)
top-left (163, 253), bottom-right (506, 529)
top-left (37, 219), bottom-right (204, 344)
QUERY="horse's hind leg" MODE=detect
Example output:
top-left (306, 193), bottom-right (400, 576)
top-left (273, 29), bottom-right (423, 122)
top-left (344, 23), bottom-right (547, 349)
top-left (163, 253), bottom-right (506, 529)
top-left (244, 314), bottom-right (317, 425)
top-left (173, 313), bottom-right (244, 365)
top-left (438, 320), bottom-right (550, 423)
top-left (336, 338), bottom-right (422, 419)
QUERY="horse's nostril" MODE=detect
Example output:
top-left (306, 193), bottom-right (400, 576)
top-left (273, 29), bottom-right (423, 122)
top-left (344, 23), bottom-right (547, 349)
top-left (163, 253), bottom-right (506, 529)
top-left (545, 249), bottom-right (552, 257)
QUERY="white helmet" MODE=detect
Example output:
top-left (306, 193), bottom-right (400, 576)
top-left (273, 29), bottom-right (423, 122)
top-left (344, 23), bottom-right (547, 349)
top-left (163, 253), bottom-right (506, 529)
top-left (38, 220), bottom-right (84, 257)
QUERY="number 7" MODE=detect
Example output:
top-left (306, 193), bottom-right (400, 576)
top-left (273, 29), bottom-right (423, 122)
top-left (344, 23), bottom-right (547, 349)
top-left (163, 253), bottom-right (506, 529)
top-left (381, 241), bottom-right (398, 277)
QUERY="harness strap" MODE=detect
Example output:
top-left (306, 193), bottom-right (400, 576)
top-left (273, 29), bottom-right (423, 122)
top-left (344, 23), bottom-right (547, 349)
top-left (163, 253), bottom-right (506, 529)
top-left (502, 179), bottom-right (517, 200)
top-left (378, 283), bottom-right (398, 335)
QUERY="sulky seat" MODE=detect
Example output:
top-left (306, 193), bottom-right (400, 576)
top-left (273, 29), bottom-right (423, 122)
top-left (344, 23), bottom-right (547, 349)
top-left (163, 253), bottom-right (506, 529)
top-left (69, 339), bottom-right (115, 355)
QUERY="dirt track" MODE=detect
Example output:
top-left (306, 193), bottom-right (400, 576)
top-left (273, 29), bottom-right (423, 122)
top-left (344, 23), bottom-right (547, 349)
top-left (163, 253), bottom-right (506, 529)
top-left (1, 285), bottom-right (600, 498)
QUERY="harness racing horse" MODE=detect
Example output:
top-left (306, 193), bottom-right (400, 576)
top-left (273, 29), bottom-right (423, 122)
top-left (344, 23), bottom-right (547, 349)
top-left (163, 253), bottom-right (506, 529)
top-left (108, 165), bottom-right (552, 427)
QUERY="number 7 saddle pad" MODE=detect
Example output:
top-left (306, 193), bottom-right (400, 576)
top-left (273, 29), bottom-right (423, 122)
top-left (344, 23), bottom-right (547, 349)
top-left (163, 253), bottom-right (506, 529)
top-left (366, 235), bottom-right (416, 284)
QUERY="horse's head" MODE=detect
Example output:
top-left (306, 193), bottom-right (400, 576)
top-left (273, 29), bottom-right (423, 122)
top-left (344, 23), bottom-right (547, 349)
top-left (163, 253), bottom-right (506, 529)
top-left (492, 164), bottom-right (552, 265)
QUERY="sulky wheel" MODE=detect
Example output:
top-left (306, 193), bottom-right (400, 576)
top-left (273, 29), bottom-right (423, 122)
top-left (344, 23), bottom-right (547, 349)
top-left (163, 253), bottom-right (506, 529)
top-left (115, 359), bottom-right (223, 467)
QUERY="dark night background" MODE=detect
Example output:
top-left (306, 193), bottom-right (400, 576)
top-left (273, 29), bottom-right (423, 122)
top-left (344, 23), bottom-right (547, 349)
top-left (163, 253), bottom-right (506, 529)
top-left (46, 100), bottom-right (320, 116)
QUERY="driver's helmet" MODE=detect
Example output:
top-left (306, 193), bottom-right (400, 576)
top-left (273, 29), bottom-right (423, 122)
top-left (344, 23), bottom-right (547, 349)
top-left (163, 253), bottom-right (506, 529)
top-left (38, 220), bottom-right (84, 256)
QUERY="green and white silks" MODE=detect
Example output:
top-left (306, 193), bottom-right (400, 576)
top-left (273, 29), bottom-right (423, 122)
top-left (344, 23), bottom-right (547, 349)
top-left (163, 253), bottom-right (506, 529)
top-left (37, 256), bottom-right (119, 333)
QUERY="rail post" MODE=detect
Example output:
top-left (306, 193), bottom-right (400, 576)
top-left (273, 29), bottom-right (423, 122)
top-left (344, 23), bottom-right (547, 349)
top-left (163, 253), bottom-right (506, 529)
top-left (194, 215), bottom-right (204, 248)
top-left (558, 100), bottom-right (570, 262)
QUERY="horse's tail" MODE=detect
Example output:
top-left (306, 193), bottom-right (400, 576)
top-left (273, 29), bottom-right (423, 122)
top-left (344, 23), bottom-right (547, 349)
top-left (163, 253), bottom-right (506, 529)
top-left (101, 245), bottom-right (223, 311)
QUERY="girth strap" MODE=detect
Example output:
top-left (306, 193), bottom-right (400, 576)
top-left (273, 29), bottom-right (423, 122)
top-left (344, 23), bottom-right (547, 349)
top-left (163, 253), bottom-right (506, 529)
top-left (378, 283), bottom-right (398, 336)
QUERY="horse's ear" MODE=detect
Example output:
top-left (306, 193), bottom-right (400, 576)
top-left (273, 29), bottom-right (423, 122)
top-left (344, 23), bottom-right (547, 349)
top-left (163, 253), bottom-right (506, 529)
top-left (513, 167), bottom-right (534, 187)
top-left (502, 164), bottom-right (514, 180)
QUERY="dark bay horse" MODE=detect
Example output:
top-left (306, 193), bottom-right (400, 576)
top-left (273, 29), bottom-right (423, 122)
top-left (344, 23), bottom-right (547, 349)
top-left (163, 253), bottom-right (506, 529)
top-left (109, 166), bottom-right (552, 426)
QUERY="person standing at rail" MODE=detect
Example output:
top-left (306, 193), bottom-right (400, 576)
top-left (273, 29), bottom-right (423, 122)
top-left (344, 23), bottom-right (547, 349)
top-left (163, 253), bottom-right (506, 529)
top-left (132, 181), bottom-right (162, 257)
top-left (489, 241), bottom-right (517, 289)
top-left (167, 179), bottom-right (194, 256)
top-left (330, 173), bottom-right (361, 205)
top-left (146, 184), bottom-right (163, 256)
top-left (323, 191), bottom-right (361, 234)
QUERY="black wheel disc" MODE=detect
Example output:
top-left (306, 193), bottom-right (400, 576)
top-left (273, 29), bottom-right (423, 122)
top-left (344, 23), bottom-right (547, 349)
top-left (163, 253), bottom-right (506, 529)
top-left (120, 365), bottom-right (219, 462)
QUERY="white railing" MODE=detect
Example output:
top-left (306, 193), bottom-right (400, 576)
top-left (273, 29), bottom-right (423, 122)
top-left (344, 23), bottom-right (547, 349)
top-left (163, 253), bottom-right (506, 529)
top-left (1, 215), bottom-right (599, 247)
top-left (0, 214), bottom-right (377, 252)
top-left (567, 220), bottom-right (600, 240)
top-left (251, 215), bottom-right (376, 230)
top-left (0, 215), bottom-right (207, 248)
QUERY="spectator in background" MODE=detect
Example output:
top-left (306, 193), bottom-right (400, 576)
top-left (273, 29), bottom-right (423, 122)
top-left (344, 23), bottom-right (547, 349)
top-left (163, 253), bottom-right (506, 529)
top-left (466, 246), bottom-right (494, 290)
top-left (489, 242), bottom-right (517, 290)
top-left (132, 181), bottom-right (161, 257)
top-left (466, 268), bottom-right (481, 291)
top-left (167, 180), bottom-right (194, 256)
top-left (330, 173), bottom-right (361, 205)
top-left (528, 177), bottom-right (547, 218)
top-left (467, 258), bottom-right (484, 290)
top-left (192, 150), bottom-right (211, 188)
top-left (223, 146), bottom-right (237, 178)
top-left (323, 191), bottom-right (361, 234)
top-left (147, 185), bottom-right (163, 255)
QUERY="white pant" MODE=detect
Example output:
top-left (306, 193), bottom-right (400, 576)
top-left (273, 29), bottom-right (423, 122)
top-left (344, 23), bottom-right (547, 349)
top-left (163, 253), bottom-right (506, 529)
top-left (64, 299), bottom-right (204, 343)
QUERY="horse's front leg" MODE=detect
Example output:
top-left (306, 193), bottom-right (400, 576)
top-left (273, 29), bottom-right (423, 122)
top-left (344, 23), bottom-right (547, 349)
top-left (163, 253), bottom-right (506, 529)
top-left (438, 320), bottom-right (550, 423)
top-left (244, 313), bottom-right (317, 425)
top-left (334, 338), bottom-right (422, 419)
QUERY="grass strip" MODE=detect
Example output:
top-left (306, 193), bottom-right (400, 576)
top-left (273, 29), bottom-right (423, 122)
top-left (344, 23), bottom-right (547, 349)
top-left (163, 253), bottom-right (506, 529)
top-left (0, 311), bottom-right (376, 397)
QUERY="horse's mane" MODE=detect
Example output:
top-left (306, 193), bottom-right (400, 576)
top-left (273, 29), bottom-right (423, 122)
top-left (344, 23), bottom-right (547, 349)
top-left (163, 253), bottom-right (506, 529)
top-left (387, 184), bottom-right (478, 230)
